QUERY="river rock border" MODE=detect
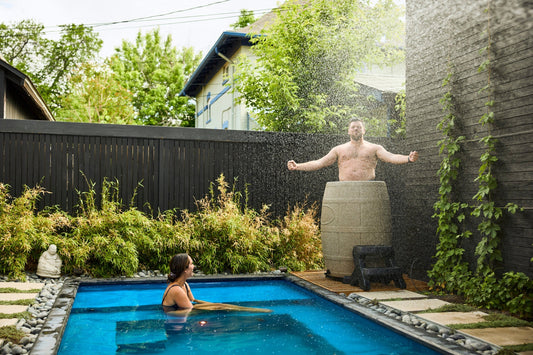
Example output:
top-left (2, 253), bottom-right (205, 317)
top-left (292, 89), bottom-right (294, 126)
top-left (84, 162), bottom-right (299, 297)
top-left (346, 294), bottom-right (498, 354)
top-left (1, 274), bottom-right (65, 355)
top-left (0, 271), bottom-right (501, 355)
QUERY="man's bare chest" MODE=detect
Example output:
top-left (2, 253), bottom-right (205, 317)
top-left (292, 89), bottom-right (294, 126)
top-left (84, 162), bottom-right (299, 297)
top-left (338, 147), bottom-right (376, 163)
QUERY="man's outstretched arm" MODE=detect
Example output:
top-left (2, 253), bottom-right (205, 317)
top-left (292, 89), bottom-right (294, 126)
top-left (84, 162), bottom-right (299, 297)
top-left (288, 148), bottom-right (338, 171)
top-left (376, 146), bottom-right (419, 164)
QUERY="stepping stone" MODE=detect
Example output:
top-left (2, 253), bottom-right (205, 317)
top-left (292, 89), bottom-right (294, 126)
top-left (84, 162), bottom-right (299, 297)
top-left (0, 305), bottom-right (28, 314)
top-left (380, 298), bottom-right (450, 312)
top-left (460, 327), bottom-right (533, 346)
top-left (417, 311), bottom-right (488, 325)
top-left (353, 290), bottom-right (427, 300)
top-left (0, 293), bottom-right (38, 302)
top-left (0, 282), bottom-right (43, 291)
top-left (0, 319), bottom-right (18, 327)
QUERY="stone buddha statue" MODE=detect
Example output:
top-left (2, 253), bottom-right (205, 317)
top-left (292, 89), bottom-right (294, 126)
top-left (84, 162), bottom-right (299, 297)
top-left (36, 244), bottom-right (62, 278)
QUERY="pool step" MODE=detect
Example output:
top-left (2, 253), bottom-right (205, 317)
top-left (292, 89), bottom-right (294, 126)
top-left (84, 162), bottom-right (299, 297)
top-left (116, 319), bottom-right (167, 353)
top-left (115, 313), bottom-right (340, 353)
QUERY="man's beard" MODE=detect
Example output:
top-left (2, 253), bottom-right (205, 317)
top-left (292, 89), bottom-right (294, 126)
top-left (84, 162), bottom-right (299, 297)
top-left (350, 132), bottom-right (363, 141)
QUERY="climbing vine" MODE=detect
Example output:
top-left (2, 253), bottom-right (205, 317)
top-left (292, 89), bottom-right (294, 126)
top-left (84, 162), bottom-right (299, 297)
top-left (390, 89), bottom-right (406, 138)
top-left (470, 0), bottom-right (521, 278)
top-left (428, 65), bottom-right (470, 292)
top-left (429, 1), bottom-right (531, 317)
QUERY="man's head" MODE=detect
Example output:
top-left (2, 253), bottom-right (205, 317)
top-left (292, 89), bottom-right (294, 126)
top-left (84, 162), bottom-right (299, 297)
top-left (348, 118), bottom-right (365, 141)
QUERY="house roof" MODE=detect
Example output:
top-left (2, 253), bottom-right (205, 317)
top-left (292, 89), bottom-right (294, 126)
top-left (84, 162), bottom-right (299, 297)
top-left (354, 73), bottom-right (405, 93)
top-left (0, 57), bottom-right (55, 121)
top-left (180, 31), bottom-right (256, 98)
top-left (179, 4), bottom-right (283, 98)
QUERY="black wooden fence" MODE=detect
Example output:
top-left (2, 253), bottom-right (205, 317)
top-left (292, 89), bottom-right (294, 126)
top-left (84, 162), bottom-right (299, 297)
top-left (0, 120), bottom-right (399, 218)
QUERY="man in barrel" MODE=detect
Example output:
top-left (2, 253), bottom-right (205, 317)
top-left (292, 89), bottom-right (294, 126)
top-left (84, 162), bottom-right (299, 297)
top-left (287, 118), bottom-right (419, 181)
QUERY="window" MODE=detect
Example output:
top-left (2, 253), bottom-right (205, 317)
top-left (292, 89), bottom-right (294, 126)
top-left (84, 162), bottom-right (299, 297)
top-left (222, 65), bottom-right (230, 85)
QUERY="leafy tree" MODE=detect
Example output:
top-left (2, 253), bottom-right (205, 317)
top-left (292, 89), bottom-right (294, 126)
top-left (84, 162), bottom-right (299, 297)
top-left (234, 0), bottom-right (405, 133)
top-left (0, 20), bottom-right (46, 71)
top-left (0, 20), bottom-right (102, 112)
top-left (110, 29), bottom-right (202, 126)
top-left (231, 9), bottom-right (256, 30)
top-left (54, 62), bottom-right (136, 124)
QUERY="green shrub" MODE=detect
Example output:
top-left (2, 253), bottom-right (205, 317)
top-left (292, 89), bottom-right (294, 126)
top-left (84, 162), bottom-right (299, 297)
top-left (0, 184), bottom-right (56, 280)
top-left (133, 209), bottom-right (192, 273)
top-left (458, 272), bottom-right (533, 318)
top-left (182, 175), bottom-right (273, 274)
top-left (272, 202), bottom-right (324, 271)
top-left (0, 176), bottom-right (324, 280)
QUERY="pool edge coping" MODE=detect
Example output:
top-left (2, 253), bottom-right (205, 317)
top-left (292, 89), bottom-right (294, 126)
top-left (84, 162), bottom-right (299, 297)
top-left (31, 274), bottom-right (488, 355)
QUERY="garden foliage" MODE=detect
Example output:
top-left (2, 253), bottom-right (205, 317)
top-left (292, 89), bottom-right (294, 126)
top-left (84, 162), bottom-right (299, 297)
top-left (429, 13), bottom-right (532, 317)
top-left (0, 175), bottom-right (323, 280)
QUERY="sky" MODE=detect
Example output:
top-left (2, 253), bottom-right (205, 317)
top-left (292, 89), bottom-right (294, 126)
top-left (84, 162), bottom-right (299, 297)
top-left (0, 0), bottom-right (281, 58)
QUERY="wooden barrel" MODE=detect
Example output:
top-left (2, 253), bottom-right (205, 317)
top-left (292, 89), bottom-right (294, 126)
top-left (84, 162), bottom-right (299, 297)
top-left (320, 181), bottom-right (392, 279)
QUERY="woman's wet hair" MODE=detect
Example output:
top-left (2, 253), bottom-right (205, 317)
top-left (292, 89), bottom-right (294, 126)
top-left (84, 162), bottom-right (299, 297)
top-left (168, 253), bottom-right (190, 283)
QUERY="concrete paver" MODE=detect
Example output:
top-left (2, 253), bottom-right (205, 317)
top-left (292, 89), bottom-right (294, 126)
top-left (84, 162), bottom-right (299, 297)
top-left (0, 319), bottom-right (18, 327)
top-left (460, 327), bottom-right (533, 346)
top-left (0, 282), bottom-right (38, 336)
top-left (0, 305), bottom-right (28, 314)
top-left (418, 311), bottom-right (488, 325)
top-left (0, 292), bottom-right (38, 302)
top-left (353, 290), bottom-right (428, 300)
top-left (380, 298), bottom-right (450, 312)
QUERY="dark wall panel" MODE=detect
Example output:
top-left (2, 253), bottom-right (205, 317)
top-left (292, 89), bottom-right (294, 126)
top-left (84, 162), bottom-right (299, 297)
top-left (405, 0), bottom-right (533, 278)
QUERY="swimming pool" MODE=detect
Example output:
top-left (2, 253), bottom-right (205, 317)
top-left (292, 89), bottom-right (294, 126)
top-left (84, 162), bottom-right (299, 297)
top-left (57, 278), bottom-right (441, 354)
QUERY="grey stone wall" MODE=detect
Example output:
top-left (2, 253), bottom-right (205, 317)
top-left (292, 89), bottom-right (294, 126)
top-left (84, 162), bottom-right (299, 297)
top-left (402, 0), bottom-right (533, 278)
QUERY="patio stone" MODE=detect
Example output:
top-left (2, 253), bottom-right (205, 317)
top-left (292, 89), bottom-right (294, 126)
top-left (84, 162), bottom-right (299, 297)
top-left (0, 293), bottom-right (38, 302)
top-left (417, 311), bottom-right (488, 325)
top-left (0, 305), bottom-right (28, 314)
top-left (0, 318), bottom-right (18, 327)
top-left (353, 290), bottom-right (427, 300)
top-left (460, 327), bottom-right (533, 346)
top-left (380, 298), bottom-right (450, 312)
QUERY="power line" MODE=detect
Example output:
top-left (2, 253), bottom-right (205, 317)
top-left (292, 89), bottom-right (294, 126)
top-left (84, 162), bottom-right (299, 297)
top-left (94, 9), bottom-right (273, 26)
top-left (21, 7), bottom-right (273, 35)
top-left (86, 0), bottom-right (232, 27)
top-left (82, 10), bottom-right (273, 33)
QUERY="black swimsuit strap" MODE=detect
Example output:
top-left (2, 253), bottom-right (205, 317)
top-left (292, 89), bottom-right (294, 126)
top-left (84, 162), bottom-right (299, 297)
top-left (161, 284), bottom-right (183, 305)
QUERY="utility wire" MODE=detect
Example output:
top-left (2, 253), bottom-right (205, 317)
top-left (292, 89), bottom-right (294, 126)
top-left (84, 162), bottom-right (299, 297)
top-left (93, 9), bottom-right (273, 26)
top-left (17, 7), bottom-right (273, 35)
top-left (83, 10), bottom-right (272, 33)
top-left (86, 0), bottom-right (232, 27)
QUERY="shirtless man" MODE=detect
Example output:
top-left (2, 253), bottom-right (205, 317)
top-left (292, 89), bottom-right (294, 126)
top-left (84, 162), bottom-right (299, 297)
top-left (287, 118), bottom-right (418, 181)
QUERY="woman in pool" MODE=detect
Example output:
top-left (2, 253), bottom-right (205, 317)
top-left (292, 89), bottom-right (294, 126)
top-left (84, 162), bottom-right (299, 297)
top-left (162, 253), bottom-right (271, 314)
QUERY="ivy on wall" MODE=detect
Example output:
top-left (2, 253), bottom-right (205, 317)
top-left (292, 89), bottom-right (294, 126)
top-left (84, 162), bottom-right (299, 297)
top-left (428, 1), bottom-right (531, 317)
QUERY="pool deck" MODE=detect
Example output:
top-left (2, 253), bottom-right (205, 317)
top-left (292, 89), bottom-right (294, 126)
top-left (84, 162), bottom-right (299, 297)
top-left (1, 273), bottom-right (532, 354)
top-left (290, 270), bottom-right (533, 355)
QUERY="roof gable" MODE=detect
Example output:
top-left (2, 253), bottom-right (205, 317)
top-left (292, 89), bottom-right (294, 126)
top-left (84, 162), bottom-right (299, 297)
top-left (0, 57), bottom-right (54, 121)
top-left (180, 31), bottom-right (255, 97)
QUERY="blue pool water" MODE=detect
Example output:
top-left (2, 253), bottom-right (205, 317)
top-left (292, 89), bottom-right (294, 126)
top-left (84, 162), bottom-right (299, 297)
top-left (58, 279), bottom-right (440, 354)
